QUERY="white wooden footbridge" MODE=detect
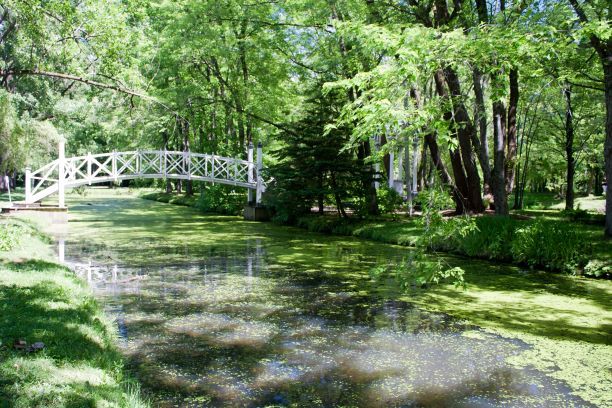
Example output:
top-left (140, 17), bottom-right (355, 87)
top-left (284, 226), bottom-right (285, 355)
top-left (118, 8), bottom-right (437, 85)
top-left (24, 141), bottom-right (265, 207)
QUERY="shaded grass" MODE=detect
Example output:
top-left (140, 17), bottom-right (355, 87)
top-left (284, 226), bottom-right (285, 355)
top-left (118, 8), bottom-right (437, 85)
top-left (0, 221), bottom-right (147, 408)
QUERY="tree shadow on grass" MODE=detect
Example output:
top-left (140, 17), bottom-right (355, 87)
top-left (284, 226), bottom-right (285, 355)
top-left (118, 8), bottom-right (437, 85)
top-left (0, 260), bottom-right (131, 406)
top-left (0, 285), bottom-right (114, 362)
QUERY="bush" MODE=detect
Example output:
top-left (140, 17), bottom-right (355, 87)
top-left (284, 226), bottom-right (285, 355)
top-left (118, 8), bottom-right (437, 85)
top-left (560, 208), bottom-right (605, 225)
top-left (458, 217), bottom-right (517, 261)
top-left (584, 260), bottom-right (611, 278)
top-left (295, 215), bottom-right (353, 234)
top-left (377, 187), bottom-right (404, 214)
top-left (510, 218), bottom-right (589, 271)
top-left (194, 184), bottom-right (245, 215)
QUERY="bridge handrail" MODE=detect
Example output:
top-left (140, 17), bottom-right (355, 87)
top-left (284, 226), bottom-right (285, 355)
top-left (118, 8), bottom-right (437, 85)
top-left (60, 151), bottom-right (253, 166)
top-left (24, 144), bottom-right (265, 207)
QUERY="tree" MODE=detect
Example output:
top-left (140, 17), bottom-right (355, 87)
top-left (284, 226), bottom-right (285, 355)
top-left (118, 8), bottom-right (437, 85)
top-left (565, 0), bottom-right (612, 236)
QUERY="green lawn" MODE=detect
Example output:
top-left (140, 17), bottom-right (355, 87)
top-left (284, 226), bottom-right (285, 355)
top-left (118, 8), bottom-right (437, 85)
top-left (521, 192), bottom-right (606, 212)
top-left (0, 217), bottom-right (147, 408)
top-left (0, 187), bottom-right (25, 209)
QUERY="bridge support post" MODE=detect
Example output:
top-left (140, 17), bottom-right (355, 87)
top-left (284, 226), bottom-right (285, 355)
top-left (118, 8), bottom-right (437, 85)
top-left (25, 167), bottom-right (31, 205)
top-left (58, 139), bottom-right (65, 208)
top-left (247, 142), bottom-right (255, 204)
top-left (388, 148), bottom-right (395, 189)
top-left (87, 152), bottom-right (92, 185)
top-left (256, 142), bottom-right (263, 205)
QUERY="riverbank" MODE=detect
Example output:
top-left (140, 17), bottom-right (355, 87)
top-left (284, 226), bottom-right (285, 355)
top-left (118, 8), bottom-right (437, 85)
top-left (141, 190), bottom-right (610, 276)
top-left (0, 216), bottom-right (147, 407)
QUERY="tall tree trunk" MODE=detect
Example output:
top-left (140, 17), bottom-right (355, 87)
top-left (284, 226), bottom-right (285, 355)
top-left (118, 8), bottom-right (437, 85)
top-left (492, 102), bottom-right (508, 215)
top-left (380, 133), bottom-right (391, 179)
top-left (357, 141), bottom-right (378, 215)
top-left (505, 69), bottom-right (519, 194)
top-left (330, 171), bottom-right (348, 218)
top-left (238, 22), bottom-right (253, 146)
top-left (435, 68), bottom-right (484, 213)
top-left (318, 173), bottom-right (325, 214)
top-left (603, 54), bottom-right (612, 237)
top-left (473, 68), bottom-right (492, 193)
top-left (564, 85), bottom-right (575, 211)
top-left (424, 133), bottom-right (464, 213)
top-left (235, 97), bottom-right (246, 150)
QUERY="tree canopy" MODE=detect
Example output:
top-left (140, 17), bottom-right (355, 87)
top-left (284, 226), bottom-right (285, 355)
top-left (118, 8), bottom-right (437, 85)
top-left (0, 0), bottom-right (610, 235)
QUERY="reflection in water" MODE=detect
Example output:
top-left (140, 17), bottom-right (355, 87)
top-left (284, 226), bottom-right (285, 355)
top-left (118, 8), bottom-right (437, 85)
top-left (63, 239), bottom-right (589, 408)
top-left (57, 238), bottom-right (65, 264)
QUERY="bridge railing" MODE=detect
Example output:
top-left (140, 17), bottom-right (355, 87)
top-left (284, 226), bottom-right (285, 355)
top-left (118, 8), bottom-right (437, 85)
top-left (25, 142), bottom-right (265, 207)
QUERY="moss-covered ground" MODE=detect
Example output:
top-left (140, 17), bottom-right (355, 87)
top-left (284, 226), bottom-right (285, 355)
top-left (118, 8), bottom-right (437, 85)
top-left (0, 216), bottom-right (148, 408)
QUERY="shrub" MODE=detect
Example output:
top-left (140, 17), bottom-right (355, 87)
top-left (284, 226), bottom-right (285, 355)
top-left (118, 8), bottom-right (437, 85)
top-left (195, 184), bottom-right (245, 215)
top-left (584, 260), bottom-right (611, 278)
top-left (295, 215), bottom-right (352, 234)
top-left (510, 218), bottom-right (589, 272)
top-left (376, 187), bottom-right (404, 214)
top-left (459, 217), bottom-right (517, 260)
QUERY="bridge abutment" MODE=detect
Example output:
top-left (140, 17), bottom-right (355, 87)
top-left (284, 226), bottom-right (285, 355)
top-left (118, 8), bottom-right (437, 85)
top-left (243, 204), bottom-right (270, 221)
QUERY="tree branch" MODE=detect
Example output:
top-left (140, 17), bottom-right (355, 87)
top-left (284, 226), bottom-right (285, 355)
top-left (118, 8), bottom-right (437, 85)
top-left (5, 69), bottom-right (150, 98)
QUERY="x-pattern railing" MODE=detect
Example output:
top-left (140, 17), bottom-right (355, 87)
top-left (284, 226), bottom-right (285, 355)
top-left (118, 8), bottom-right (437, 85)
top-left (25, 148), bottom-right (264, 207)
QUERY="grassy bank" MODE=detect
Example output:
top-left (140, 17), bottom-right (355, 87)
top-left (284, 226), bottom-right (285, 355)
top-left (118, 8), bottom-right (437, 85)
top-left (0, 217), bottom-right (147, 408)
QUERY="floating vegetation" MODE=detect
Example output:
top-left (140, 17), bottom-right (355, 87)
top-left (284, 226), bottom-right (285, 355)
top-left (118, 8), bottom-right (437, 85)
top-left (60, 196), bottom-right (607, 407)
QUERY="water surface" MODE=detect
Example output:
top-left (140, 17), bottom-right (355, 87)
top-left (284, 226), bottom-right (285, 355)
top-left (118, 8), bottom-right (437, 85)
top-left (62, 195), bottom-right (590, 407)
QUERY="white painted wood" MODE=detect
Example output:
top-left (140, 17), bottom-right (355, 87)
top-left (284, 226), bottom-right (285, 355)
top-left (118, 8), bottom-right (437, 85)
top-left (248, 143), bottom-right (255, 203)
top-left (388, 149), bottom-right (395, 188)
top-left (24, 149), bottom-right (264, 206)
top-left (25, 167), bottom-right (31, 203)
top-left (256, 142), bottom-right (263, 205)
top-left (412, 137), bottom-right (419, 197)
top-left (58, 140), bottom-right (65, 208)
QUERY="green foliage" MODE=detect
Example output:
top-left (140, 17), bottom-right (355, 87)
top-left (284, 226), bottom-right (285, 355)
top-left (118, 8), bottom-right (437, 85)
top-left (432, 216), bottom-right (590, 273)
top-left (295, 215), bottom-right (353, 234)
top-left (376, 186), bottom-right (404, 214)
top-left (195, 185), bottom-right (245, 216)
top-left (454, 217), bottom-right (517, 260)
top-left (371, 251), bottom-right (466, 290)
top-left (371, 189), bottom-right (470, 290)
top-left (415, 189), bottom-right (477, 249)
top-left (511, 219), bottom-right (589, 272)
top-left (0, 221), bottom-right (24, 250)
top-left (584, 260), bottom-right (611, 278)
top-left (266, 85), bottom-right (362, 223)
top-left (142, 185), bottom-right (245, 215)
